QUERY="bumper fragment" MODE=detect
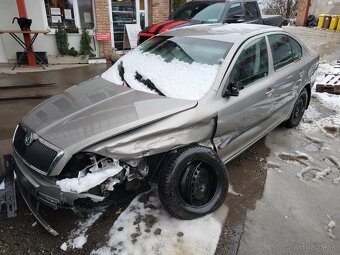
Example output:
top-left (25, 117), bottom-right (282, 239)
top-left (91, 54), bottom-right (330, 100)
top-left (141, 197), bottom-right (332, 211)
top-left (16, 179), bottom-right (59, 236)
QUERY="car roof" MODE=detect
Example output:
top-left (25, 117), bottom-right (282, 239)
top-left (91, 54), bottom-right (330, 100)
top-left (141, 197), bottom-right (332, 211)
top-left (161, 23), bottom-right (283, 44)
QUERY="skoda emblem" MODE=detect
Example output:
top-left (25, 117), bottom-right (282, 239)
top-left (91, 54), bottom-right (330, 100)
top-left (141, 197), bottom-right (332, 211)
top-left (24, 132), bottom-right (34, 146)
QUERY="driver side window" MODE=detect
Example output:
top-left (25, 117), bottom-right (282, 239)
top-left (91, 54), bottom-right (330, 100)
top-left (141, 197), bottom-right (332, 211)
top-left (227, 3), bottom-right (242, 18)
top-left (229, 37), bottom-right (268, 87)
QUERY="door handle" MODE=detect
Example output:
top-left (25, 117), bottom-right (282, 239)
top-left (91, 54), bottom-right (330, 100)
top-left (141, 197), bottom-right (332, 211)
top-left (265, 88), bottom-right (274, 96)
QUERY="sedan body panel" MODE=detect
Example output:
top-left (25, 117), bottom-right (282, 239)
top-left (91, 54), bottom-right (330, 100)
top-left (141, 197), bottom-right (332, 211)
top-left (11, 24), bottom-right (319, 224)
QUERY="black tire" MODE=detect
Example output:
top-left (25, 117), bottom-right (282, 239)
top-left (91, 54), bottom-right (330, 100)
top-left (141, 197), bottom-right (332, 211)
top-left (283, 88), bottom-right (308, 128)
top-left (158, 146), bottom-right (229, 219)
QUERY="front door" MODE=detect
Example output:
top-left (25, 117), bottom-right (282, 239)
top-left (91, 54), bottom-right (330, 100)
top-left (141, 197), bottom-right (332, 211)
top-left (214, 36), bottom-right (277, 163)
top-left (111, 0), bottom-right (148, 51)
top-left (136, 0), bottom-right (148, 30)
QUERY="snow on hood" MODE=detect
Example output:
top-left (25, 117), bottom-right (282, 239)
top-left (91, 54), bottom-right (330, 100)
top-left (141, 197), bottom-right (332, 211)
top-left (102, 50), bottom-right (219, 100)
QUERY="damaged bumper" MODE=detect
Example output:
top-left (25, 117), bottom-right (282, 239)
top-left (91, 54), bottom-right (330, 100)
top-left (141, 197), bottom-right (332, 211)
top-left (13, 152), bottom-right (102, 235)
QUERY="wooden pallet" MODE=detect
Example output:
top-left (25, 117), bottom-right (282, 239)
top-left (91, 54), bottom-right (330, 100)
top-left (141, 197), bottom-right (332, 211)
top-left (316, 74), bottom-right (340, 94)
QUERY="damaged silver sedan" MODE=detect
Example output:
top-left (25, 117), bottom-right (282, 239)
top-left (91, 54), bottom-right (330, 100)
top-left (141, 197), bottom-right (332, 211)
top-left (13, 24), bottom-right (319, 235)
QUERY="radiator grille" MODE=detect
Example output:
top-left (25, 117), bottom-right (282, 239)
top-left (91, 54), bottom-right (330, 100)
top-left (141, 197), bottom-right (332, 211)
top-left (13, 125), bottom-right (61, 174)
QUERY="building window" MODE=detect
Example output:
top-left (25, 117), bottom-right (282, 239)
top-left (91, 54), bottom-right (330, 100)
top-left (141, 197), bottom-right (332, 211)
top-left (44, 0), bottom-right (76, 30)
top-left (44, 0), bottom-right (94, 32)
top-left (78, 0), bottom-right (95, 29)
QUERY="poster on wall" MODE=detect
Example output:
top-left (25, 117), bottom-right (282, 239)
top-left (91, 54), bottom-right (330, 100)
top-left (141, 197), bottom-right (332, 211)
top-left (50, 7), bottom-right (61, 15)
top-left (64, 9), bottom-right (73, 19)
top-left (84, 12), bottom-right (92, 23)
top-left (51, 16), bottom-right (62, 23)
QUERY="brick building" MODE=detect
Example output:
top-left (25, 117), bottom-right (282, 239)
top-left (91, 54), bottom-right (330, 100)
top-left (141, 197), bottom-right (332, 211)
top-left (96, 0), bottom-right (171, 59)
top-left (296, 0), bottom-right (340, 26)
top-left (0, 0), bottom-right (171, 63)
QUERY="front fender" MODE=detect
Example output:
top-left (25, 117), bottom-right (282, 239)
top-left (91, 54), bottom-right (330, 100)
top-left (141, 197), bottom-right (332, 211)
top-left (85, 117), bottom-right (216, 160)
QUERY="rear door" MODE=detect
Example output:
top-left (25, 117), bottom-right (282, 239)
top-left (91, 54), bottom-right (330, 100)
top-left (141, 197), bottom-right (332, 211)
top-left (266, 33), bottom-right (305, 123)
top-left (214, 35), bottom-right (278, 163)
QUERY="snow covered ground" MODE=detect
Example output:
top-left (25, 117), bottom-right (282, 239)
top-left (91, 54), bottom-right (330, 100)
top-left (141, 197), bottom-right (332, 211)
top-left (60, 208), bottom-right (105, 251)
top-left (91, 187), bottom-right (227, 255)
top-left (61, 187), bottom-right (227, 255)
top-left (239, 63), bottom-right (340, 254)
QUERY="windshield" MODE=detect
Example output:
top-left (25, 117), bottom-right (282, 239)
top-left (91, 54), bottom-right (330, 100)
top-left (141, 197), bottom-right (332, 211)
top-left (102, 36), bottom-right (233, 100)
top-left (172, 2), bottom-right (225, 23)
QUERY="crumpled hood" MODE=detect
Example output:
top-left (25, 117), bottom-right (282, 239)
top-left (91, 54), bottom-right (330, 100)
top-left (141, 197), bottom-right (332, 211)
top-left (22, 77), bottom-right (197, 150)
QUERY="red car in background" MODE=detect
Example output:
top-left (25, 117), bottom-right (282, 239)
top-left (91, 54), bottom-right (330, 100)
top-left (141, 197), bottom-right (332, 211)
top-left (138, 0), bottom-right (283, 45)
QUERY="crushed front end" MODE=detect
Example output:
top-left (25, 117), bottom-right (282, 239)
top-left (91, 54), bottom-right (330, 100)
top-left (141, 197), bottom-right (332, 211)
top-left (12, 124), bottom-right (140, 235)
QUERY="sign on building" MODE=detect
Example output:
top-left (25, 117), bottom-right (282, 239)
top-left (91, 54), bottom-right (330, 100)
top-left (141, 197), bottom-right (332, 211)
top-left (96, 32), bottom-right (111, 41)
top-left (124, 24), bottom-right (141, 49)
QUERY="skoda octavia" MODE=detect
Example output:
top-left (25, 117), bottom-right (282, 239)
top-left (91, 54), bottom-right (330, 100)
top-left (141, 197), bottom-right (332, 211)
top-left (12, 24), bottom-right (319, 235)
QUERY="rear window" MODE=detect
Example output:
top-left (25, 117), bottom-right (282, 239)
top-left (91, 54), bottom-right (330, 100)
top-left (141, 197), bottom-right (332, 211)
top-left (172, 2), bottom-right (225, 22)
top-left (139, 36), bottom-right (233, 65)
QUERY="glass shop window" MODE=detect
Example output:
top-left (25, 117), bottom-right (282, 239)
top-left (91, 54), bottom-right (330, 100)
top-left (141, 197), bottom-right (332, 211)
top-left (78, 0), bottom-right (95, 29)
top-left (44, 0), bottom-right (95, 32)
top-left (45, 0), bottom-right (77, 31)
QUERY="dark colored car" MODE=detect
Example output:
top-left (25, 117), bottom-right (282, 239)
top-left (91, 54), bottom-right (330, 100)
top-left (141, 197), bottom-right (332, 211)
top-left (138, 0), bottom-right (284, 44)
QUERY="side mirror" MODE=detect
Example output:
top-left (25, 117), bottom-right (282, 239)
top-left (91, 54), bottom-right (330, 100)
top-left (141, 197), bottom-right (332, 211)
top-left (222, 81), bottom-right (243, 97)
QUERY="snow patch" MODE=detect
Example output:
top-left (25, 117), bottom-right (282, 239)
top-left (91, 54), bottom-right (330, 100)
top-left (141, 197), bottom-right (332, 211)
top-left (91, 187), bottom-right (227, 255)
top-left (61, 209), bottom-right (104, 251)
top-left (303, 105), bottom-right (322, 120)
top-left (326, 215), bottom-right (336, 239)
top-left (102, 50), bottom-right (220, 100)
top-left (229, 184), bottom-right (244, 196)
top-left (56, 164), bottom-right (123, 193)
top-left (313, 168), bottom-right (331, 181)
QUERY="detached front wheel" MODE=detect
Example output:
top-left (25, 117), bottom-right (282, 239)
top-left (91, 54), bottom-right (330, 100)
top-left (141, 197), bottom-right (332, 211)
top-left (158, 146), bottom-right (229, 219)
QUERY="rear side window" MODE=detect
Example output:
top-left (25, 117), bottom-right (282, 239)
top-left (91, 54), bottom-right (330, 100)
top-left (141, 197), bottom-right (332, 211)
top-left (268, 34), bottom-right (293, 70)
top-left (290, 37), bottom-right (302, 61)
top-left (227, 3), bottom-right (242, 18)
top-left (229, 37), bottom-right (268, 87)
top-left (268, 34), bottom-right (303, 70)
top-left (244, 2), bottom-right (259, 20)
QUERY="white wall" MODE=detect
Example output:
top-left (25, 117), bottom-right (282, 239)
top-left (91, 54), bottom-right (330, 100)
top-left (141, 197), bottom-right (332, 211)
top-left (0, 0), bottom-right (96, 61)
top-left (309, 0), bottom-right (340, 16)
top-left (0, 35), bottom-right (8, 63)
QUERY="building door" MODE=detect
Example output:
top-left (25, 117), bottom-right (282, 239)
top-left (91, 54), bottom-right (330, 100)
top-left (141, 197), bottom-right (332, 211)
top-left (136, 0), bottom-right (148, 30)
top-left (111, 0), bottom-right (148, 51)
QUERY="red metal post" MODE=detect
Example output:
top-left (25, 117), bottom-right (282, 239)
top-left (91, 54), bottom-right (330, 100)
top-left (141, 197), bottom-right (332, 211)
top-left (16, 0), bottom-right (36, 66)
